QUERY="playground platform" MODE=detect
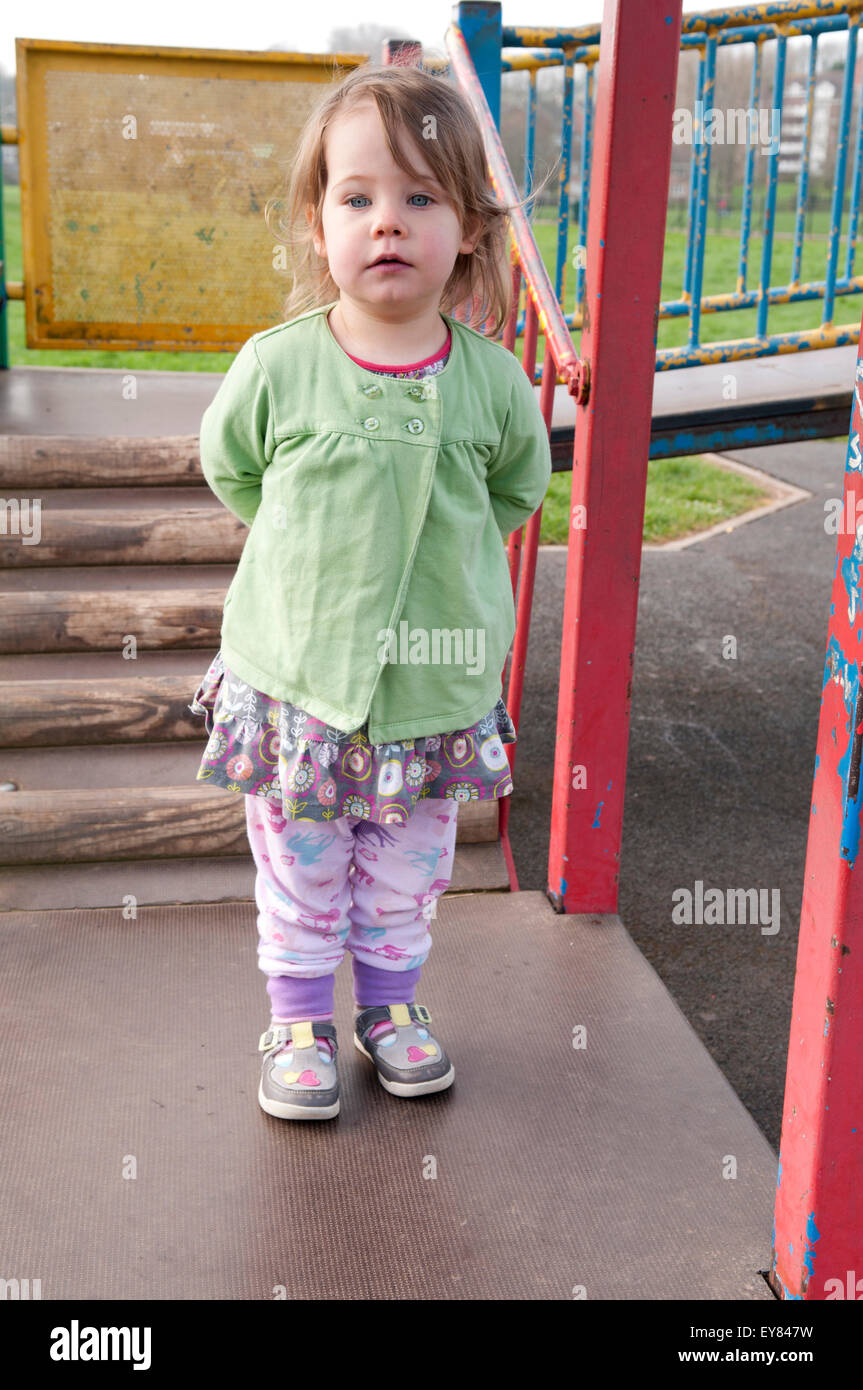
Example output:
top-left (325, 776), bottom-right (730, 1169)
top-left (0, 892), bottom-right (777, 1299)
top-left (0, 341), bottom-right (857, 456)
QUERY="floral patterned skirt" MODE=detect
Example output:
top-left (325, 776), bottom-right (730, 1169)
top-left (188, 651), bottom-right (516, 826)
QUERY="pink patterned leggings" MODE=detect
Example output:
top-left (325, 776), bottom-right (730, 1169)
top-left (245, 796), bottom-right (459, 1021)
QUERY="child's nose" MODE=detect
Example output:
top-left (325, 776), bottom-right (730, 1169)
top-left (370, 203), bottom-right (407, 237)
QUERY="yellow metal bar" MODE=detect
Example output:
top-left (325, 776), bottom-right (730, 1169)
top-left (503, 53), bottom-right (567, 70)
top-left (683, 0), bottom-right (863, 34)
top-left (508, 26), bottom-right (602, 46)
top-left (656, 319), bottom-right (859, 367)
top-left (503, 47), bottom-right (599, 70)
top-left (688, 276), bottom-right (863, 311)
top-left (509, 2), bottom-right (863, 47)
top-left (15, 35), bottom-right (367, 66)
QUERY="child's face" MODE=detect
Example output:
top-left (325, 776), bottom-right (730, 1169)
top-left (313, 99), bottom-right (479, 315)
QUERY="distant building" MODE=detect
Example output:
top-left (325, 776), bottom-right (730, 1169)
top-left (779, 78), bottom-right (838, 176)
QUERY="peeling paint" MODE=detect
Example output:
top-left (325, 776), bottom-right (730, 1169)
top-left (770, 1261), bottom-right (803, 1301)
top-left (840, 523), bottom-right (863, 624)
top-left (802, 1212), bottom-right (821, 1277)
top-left (823, 637), bottom-right (863, 867)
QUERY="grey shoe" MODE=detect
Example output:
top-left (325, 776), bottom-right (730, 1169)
top-left (258, 1020), bottom-right (340, 1120)
top-left (353, 1003), bottom-right (455, 1097)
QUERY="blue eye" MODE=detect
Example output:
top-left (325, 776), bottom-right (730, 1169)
top-left (346, 193), bottom-right (432, 209)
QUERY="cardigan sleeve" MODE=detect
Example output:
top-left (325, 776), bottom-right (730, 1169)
top-left (199, 337), bottom-right (273, 527)
top-left (485, 364), bottom-right (552, 539)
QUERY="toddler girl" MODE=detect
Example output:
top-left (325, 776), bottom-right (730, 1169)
top-left (189, 61), bottom-right (551, 1120)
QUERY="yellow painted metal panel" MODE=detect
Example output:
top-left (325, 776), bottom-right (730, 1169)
top-left (15, 38), bottom-right (366, 351)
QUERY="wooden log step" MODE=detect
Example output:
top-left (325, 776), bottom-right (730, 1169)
top-left (0, 786), bottom-right (248, 865)
top-left (0, 674), bottom-right (206, 746)
top-left (0, 785), bottom-right (498, 865)
top-left (0, 648), bottom-right (218, 681)
top-left (0, 506), bottom-right (245, 567)
top-left (0, 854), bottom-right (256, 911)
top-left (2, 739), bottom-right (218, 791)
top-left (0, 485), bottom-right (217, 511)
top-left (0, 658), bottom-right (496, 844)
top-left (455, 798), bottom-right (499, 842)
top-left (0, 589), bottom-right (225, 653)
top-left (0, 435), bottom-right (204, 488)
top-left (1, 561), bottom-right (237, 594)
top-left (0, 733), bottom-right (499, 845)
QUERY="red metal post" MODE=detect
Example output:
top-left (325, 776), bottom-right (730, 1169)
top-left (503, 338), bottom-right (556, 737)
top-left (770, 332), bottom-right (863, 1299)
top-left (547, 0), bottom-right (683, 913)
top-left (498, 332), bottom-right (556, 872)
top-left (497, 254), bottom-right (526, 887)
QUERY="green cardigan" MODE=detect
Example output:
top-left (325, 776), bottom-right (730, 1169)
top-left (198, 302), bottom-right (552, 744)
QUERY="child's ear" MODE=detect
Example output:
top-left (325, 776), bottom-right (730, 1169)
top-left (460, 213), bottom-right (483, 255)
top-left (306, 204), bottom-right (326, 258)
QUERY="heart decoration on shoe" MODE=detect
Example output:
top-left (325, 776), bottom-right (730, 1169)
top-left (280, 1069), bottom-right (321, 1086)
top-left (407, 1045), bottom-right (437, 1062)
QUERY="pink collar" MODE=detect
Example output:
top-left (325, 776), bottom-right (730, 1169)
top-left (346, 328), bottom-right (451, 373)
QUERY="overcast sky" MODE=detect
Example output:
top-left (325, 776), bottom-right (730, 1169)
top-left (1, 1), bottom-right (738, 76)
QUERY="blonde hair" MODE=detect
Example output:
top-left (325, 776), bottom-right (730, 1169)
top-left (266, 61), bottom-right (539, 338)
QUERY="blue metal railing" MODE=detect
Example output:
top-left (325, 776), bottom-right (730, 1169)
top-left (456, 0), bottom-right (863, 376)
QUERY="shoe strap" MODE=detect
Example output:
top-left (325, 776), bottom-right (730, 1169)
top-left (355, 1002), bottom-right (432, 1044)
top-left (259, 1020), bottom-right (338, 1054)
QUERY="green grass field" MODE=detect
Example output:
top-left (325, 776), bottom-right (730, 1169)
top-left (542, 453), bottom-right (773, 546)
top-left (2, 183), bottom-right (845, 543)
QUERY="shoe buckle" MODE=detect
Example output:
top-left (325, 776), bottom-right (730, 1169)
top-left (259, 1027), bottom-right (290, 1053)
top-left (412, 1004), bottom-right (432, 1025)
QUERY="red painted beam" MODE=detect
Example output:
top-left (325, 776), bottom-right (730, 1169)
top-left (770, 322), bottom-right (863, 1299)
top-left (499, 293), bottom-right (557, 872)
top-left (547, 0), bottom-right (683, 913)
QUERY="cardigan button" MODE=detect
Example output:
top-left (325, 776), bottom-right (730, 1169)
top-left (406, 385), bottom-right (426, 401)
top-left (361, 383), bottom-right (382, 397)
top-left (362, 417), bottom-right (381, 431)
top-left (405, 418), bottom-right (425, 434)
